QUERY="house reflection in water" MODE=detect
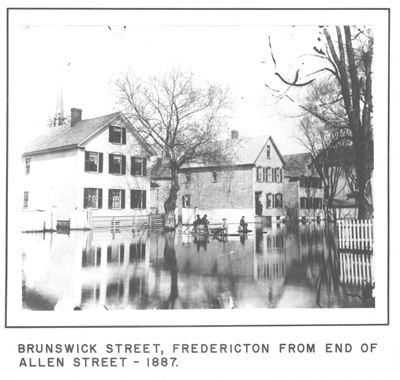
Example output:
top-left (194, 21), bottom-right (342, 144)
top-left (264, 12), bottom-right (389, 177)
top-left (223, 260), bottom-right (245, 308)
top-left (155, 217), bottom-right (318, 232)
top-left (21, 223), bottom-right (373, 311)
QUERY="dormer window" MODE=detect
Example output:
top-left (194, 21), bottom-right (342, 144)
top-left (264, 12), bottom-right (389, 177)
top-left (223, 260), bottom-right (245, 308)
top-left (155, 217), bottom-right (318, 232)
top-left (109, 126), bottom-right (126, 144)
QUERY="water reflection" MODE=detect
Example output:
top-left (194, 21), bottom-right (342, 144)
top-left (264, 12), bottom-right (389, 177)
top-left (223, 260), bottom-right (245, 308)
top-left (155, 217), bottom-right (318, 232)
top-left (21, 223), bottom-right (374, 311)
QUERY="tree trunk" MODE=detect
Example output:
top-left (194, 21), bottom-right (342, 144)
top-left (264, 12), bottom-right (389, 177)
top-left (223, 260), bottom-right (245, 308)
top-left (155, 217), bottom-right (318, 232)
top-left (164, 166), bottom-right (180, 230)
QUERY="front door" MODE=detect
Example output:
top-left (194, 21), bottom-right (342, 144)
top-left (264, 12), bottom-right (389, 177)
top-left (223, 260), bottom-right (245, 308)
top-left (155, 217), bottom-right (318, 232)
top-left (255, 192), bottom-right (263, 216)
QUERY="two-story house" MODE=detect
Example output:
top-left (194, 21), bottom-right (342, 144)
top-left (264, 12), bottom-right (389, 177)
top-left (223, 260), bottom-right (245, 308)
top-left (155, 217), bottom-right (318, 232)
top-left (283, 153), bottom-right (325, 221)
top-left (22, 108), bottom-right (153, 229)
top-left (177, 132), bottom-right (286, 226)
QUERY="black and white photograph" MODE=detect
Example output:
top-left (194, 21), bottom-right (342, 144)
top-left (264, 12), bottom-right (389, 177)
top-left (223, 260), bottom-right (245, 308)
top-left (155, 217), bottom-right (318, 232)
top-left (4, 8), bottom-right (389, 328)
top-left (1, 3), bottom-right (398, 380)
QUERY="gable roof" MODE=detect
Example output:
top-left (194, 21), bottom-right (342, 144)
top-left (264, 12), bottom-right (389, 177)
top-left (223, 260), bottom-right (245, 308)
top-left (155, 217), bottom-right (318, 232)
top-left (181, 135), bottom-right (285, 169)
top-left (283, 152), bottom-right (314, 177)
top-left (23, 111), bottom-right (154, 156)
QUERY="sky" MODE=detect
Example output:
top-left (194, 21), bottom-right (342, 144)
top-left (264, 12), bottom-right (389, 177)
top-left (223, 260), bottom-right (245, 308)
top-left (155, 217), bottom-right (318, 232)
top-left (9, 10), bottom-right (338, 157)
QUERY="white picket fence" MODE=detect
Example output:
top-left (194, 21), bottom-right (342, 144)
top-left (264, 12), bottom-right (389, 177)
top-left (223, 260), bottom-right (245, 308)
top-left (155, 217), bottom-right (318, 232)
top-left (337, 219), bottom-right (373, 251)
top-left (338, 252), bottom-right (373, 285)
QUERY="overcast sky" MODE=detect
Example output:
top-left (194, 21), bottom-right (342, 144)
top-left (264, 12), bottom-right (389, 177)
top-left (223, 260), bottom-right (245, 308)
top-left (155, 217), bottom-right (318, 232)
top-left (9, 10), bottom-right (363, 157)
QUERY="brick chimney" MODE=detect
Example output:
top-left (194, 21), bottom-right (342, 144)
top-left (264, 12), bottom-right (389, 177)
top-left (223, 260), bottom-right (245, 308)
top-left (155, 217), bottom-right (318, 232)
top-left (231, 130), bottom-right (239, 139)
top-left (71, 108), bottom-right (82, 127)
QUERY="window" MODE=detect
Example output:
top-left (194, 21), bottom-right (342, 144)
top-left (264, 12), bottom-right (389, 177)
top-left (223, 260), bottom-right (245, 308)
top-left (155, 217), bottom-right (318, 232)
top-left (131, 190), bottom-right (147, 209)
top-left (212, 171), bottom-right (217, 183)
top-left (267, 167), bottom-right (273, 182)
top-left (185, 173), bottom-right (191, 183)
top-left (25, 158), bottom-right (31, 175)
top-left (109, 126), bottom-right (126, 144)
top-left (275, 168), bottom-right (282, 183)
top-left (266, 193), bottom-right (273, 209)
top-left (306, 198), bottom-right (313, 209)
top-left (84, 151), bottom-right (103, 173)
top-left (182, 194), bottom-right (191, 208)
top-left (83, 188), bottom-right (103, 209)
top-left (109, 154), bottom-right (126, 175)
top-left (313, 198), bottom-right (322, 209)
top-left (300, 197), bottom-right (307, 209)
top-left (275, 193), bottom-right (283, 208)
top-left (23, 191), bottom-right (29, 208)
top-left (108, 189), bottom-right (125, 209)
top-left (266, 145), bottom-right (271, 159)
top-left (256, 167), bottom-right (263, 182)
top-left (131, 157), bottom-right (147, 176)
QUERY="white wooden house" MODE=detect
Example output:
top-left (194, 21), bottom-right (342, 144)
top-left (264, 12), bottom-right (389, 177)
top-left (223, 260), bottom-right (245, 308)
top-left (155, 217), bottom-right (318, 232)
top-left (22, 108), bottom-right (154, 230)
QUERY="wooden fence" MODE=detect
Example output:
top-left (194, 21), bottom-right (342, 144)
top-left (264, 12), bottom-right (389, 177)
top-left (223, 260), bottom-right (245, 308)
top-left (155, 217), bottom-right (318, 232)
top-left (92, 215), bottom-right (151, 230)
top-left (338, 251), bottom-right (373, 285)
top-left (337, 219), bottom-right (373, 251)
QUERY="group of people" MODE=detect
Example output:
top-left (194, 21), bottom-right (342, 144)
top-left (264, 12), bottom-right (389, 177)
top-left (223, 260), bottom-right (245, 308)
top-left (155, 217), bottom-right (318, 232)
top-left (193, 214), bottom-right (210, 232)
top-left (193, 214), bottom-right (249, 235)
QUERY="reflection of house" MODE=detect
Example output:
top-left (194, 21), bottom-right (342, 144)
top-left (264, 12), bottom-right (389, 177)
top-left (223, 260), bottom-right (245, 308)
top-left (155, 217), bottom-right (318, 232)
top-left (177, 132), bottom-right (286, 224)
top-left (22, 109), bottom-right (154, 227)
top-left (283, 153), bottom-right (325, 221)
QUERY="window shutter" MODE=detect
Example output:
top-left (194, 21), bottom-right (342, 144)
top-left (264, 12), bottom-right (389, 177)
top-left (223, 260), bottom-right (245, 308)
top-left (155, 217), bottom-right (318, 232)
top-left (122, 128), bottom-right (126, 144)
top-left (84, 151), bottom-right (89, 172)
top-left (122, 156), bottom-right (126, 174)
top-left (108, 154), bottom-right (112, 174)
top-left (109, 127), bottom-right (112, 142)
top-left (98, 189), bottom-right (103, 209)
top-left (143, 158), bottom-right (147, 176)
top-left (130, 157), bottom-right (134, 175)
top-left (83, 188), bottom-right (88, 208)
top-left (130, 190), bottom-right (134, 209)
top-left (107, 246), bottom-right (112, 262)
top-left (99, 153), bottom-right (103, 173)
top-left (142, 190), bottom-right (146, 209)
top-left (108, 189), bottom-right (112, 209)
top-left (121, 190), bottom-right (125, 209)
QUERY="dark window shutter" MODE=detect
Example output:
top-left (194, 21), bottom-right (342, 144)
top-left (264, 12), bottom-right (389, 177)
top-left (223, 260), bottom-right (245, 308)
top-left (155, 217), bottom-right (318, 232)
top-left (130, 157), bottom-right (134, 175)
top-left (182, 195), bottom-right (185, 207)
top-left (142, 191), bottom-right (146, 209)
top-left (109, 127), bottom-right (112, 142)
top-left (121, 190), bottom-right (125, 209)
top-left (122, 156), bottom-right (126, 174)
top-left (108, 189), bottom-right (112, 209)
top-left (122, 128), bottom-right (126, 144)
top-left (143, 158), bottom-right (147, 176)
top-left (109, 154), bottom-right (113, 174)
top-left (99, 153), bottom-right (103, 173)
top-left (83, 188), bottom-right (88, 208)
top-left (98, 189), bottom-right (103, 209)
top-left (130, 190), bottom-right (133, 208)
top-left (84, 151), bottom-right (89, 172)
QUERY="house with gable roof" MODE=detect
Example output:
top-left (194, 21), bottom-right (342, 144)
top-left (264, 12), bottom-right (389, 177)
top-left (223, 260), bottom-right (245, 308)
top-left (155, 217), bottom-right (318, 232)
top-left (22, 108), bottom-right (154, 228)
top-left (177, 131), bottom-right (286, 225)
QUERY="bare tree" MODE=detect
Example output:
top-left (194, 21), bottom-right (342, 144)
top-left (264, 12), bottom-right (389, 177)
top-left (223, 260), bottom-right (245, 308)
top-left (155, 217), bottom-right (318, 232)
top-left (296, 80), bottom-right (355, 220)
top-left (115, 69), bottom-right (231, 229)
top-left (266, 26), bottom-right (373, 219)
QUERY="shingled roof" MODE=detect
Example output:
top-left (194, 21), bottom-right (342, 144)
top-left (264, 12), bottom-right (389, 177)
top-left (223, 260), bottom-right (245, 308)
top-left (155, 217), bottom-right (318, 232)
top-left (180, 135), bottom-right (285, 169)
top-left (283, 152), bottom-right (313, 177)
top-left (23, 111), bottom-right (153, 156)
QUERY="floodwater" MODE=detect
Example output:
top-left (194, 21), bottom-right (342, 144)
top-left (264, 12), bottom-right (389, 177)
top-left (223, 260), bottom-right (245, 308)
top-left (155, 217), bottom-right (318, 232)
top-left (21, 223), bottom-right (374, 311)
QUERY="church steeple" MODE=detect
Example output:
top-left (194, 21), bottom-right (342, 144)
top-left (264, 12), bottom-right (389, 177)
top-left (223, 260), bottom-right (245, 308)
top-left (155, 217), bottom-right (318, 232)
top-left (49, 85), bottom-right (66, 127)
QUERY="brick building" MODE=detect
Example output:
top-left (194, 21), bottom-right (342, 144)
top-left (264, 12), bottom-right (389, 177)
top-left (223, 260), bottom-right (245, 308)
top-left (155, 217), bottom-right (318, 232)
top-left (22, 108), bottom-right (154, 228)
top-left (177, 133), bottom-right (286, 225)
